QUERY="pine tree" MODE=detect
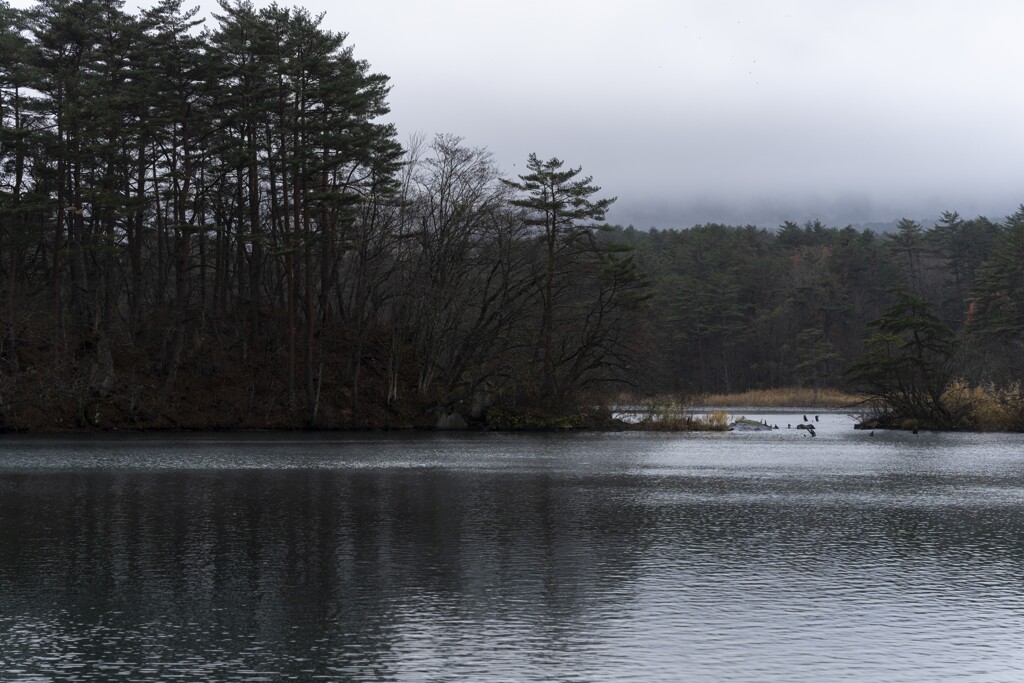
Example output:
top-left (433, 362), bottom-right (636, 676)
top-left (846, 289), bottom-right (958, 427)
top-left (968, 206), bottom-right (1024, 372)
top-left (502, 155), bottom-right (649, 405)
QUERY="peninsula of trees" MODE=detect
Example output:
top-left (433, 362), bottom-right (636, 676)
top-left (2, 0), bottom-right (1022, 431)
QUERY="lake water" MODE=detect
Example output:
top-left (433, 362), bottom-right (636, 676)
top-left (2, 412), bottom-right (1024, 681)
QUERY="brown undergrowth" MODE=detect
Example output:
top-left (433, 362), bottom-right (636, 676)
top-left (697, 387), bottom-right (863, 408)
top-left (629, 400), bottom-right (730, 432)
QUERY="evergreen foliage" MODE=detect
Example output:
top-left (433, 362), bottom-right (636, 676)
top-left (1, 0), bottom-right (1023, 430)
top-left (493, 154), bottom-right (654, 411)
top-left (846, 290), bottom-right (958, 428)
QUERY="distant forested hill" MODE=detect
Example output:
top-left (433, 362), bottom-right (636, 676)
top-left (603, 213), bottom-right (1020, 396)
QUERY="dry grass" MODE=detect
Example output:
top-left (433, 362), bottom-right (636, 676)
top-left (942, 380), bottom-right (1024, 431)
top-left (631, 402), bottom-right (730, 432)
top-left (696, 387), bottom-right (863, 408)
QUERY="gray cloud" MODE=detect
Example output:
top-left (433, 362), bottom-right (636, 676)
top-left (15, 0), bottom-right (1017, 227)
top-left (363, 1), bottom-right (1024, 227)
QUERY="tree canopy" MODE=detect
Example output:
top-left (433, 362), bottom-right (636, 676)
top-left (2, 0), bottom-right (1024, 431)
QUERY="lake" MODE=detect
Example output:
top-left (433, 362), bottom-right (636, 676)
top-left (2, 412), bottom-right (1023, 681)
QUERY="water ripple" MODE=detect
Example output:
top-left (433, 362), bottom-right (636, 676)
top-left (2, 421), bottom-right (1024, 681)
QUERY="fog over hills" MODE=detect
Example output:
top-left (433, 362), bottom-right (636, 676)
top-left (609, 196), bottom-right (1024, 232)
top-left (340, 1), bottom-right (1024, 234)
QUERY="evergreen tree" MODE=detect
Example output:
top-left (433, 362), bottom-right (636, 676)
top-left (0, 1), bottom-right (40, 371)
top-left (502, 154), bottom-right (619, 404)
top-left (888, 218), bottom-right (925, 296)
top-left (847, 289), bottom-right (958, 427)
top-left (968, 206), bottom-right (1024, 378)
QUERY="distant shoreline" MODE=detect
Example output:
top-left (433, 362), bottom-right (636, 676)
top-left (631, 388), bottom-right (863, 410)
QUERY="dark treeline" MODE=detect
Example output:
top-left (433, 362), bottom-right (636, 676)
top-left (617, 212), bottom-right (1024, 428)
top-left (2, 0), bottom-right (1023, 430)
top-left (0, 0), bottom-right (647, 429)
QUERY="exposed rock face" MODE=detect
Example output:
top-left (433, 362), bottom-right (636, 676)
top-left (729, 417), bottom-right (773, 431)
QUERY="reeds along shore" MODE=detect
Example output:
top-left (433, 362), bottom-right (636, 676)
top-left (621, 387), bottom-right (863, 409)
top-left (670, 384), bottom-right (1024, 431)
top-left (934, 381), bottom-right (1024, 431)
top-left (623, 387), bottom-right (856, 432)
top-left (698, 387), bottom-right (863, 408)
top-left (630, 404), bottom-right (730, 432)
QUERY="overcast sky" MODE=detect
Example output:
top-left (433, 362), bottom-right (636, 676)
top-left (18, 0), bottom-right (1024, 227)
top-left (339, 0), bottom-right (1024, 228)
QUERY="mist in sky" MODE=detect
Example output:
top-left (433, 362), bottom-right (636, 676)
top-left (335, 1), bottom-right (1024, 228)
top-left (18, 0), bottom-right (1024, 227)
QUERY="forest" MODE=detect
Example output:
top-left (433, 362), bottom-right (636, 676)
top-left (2, 0), bottom-right (1023, 430)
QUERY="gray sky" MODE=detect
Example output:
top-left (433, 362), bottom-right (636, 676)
top-left (18, 0), bottom-right (1024, 227)
top-left (334, 0), bottom-right (1024, 228)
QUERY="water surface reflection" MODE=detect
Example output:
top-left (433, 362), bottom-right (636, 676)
top-left (1, 426), bottom-right (1023, 681)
